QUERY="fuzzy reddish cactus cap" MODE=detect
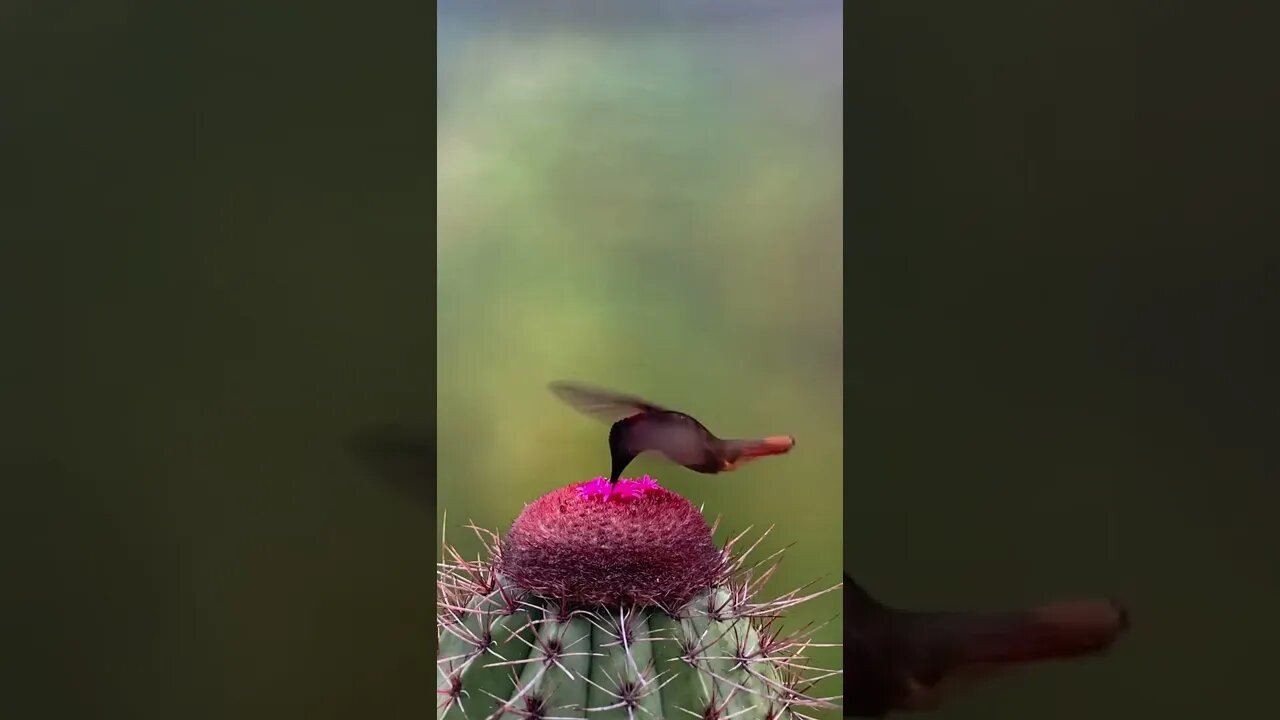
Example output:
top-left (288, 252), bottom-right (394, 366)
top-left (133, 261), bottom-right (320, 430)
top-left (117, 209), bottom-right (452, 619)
top-left (498, 476), bottom-right (724, 609)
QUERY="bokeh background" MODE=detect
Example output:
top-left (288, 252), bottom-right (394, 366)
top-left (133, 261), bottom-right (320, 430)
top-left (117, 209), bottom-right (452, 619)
top-left (437, 1), bottom-right (843, 716)
top-left (3, 3), bottom-right (436, 719)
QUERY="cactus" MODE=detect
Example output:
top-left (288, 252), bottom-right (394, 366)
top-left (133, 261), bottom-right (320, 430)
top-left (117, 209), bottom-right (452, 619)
top-left (437, 476), bottom-right (840, 719)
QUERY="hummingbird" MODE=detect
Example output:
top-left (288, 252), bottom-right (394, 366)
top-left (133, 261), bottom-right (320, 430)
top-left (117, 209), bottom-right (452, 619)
top-left (843, 572), bottom-right (1129, 716)
top-left (549, 381), bottom-right (796, 485)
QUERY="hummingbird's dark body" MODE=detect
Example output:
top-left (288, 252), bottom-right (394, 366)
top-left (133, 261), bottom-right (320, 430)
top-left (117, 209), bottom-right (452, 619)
top-left (550, 381), bottom-right (795, 484)
top-left (843, 572), bottom-right (1129, 716)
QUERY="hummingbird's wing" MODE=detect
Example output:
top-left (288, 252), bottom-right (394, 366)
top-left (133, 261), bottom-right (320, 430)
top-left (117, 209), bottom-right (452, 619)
top-left (548, 381), bottom-right (671, 423)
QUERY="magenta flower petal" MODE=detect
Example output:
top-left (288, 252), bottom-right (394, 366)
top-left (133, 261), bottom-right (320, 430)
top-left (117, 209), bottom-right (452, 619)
top-left (576, 475), bottom-right (663, 501)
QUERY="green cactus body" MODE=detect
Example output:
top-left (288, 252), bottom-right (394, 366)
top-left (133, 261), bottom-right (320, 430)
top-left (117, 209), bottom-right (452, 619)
top-left (437, 477), bottom-right (839, 720)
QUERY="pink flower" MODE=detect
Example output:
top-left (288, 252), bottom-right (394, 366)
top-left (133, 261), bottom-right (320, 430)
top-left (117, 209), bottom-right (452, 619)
top-left (576, 475), bottom-right (662, 501)
top-left (501, 475), bottom-right (721, 607)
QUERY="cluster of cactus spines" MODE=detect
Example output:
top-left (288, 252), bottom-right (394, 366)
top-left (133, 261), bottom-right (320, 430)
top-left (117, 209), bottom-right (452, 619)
top-left (437, 476), bottom-right (841, 719)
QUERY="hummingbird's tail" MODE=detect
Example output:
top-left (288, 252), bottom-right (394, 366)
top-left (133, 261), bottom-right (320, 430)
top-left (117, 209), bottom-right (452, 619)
top-left (842, 573), bottom-right (1130, 714)
top-left (723, 435), bottom-right (796, 464)
top-left (925, 599), bottom-right (1129, 666)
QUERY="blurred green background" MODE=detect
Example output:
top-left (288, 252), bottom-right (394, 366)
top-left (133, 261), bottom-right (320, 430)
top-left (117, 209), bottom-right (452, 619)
top-left (3, 2), bottom-right (436, 719)
top-left (437, 1), bottom-right (843, 716)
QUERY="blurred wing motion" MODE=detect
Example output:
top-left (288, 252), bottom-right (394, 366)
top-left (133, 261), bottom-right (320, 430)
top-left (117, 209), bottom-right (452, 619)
top-left (548, 381), bottom-right (670, 423)
top-left (843, 572), bottom-right (1129, 717)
